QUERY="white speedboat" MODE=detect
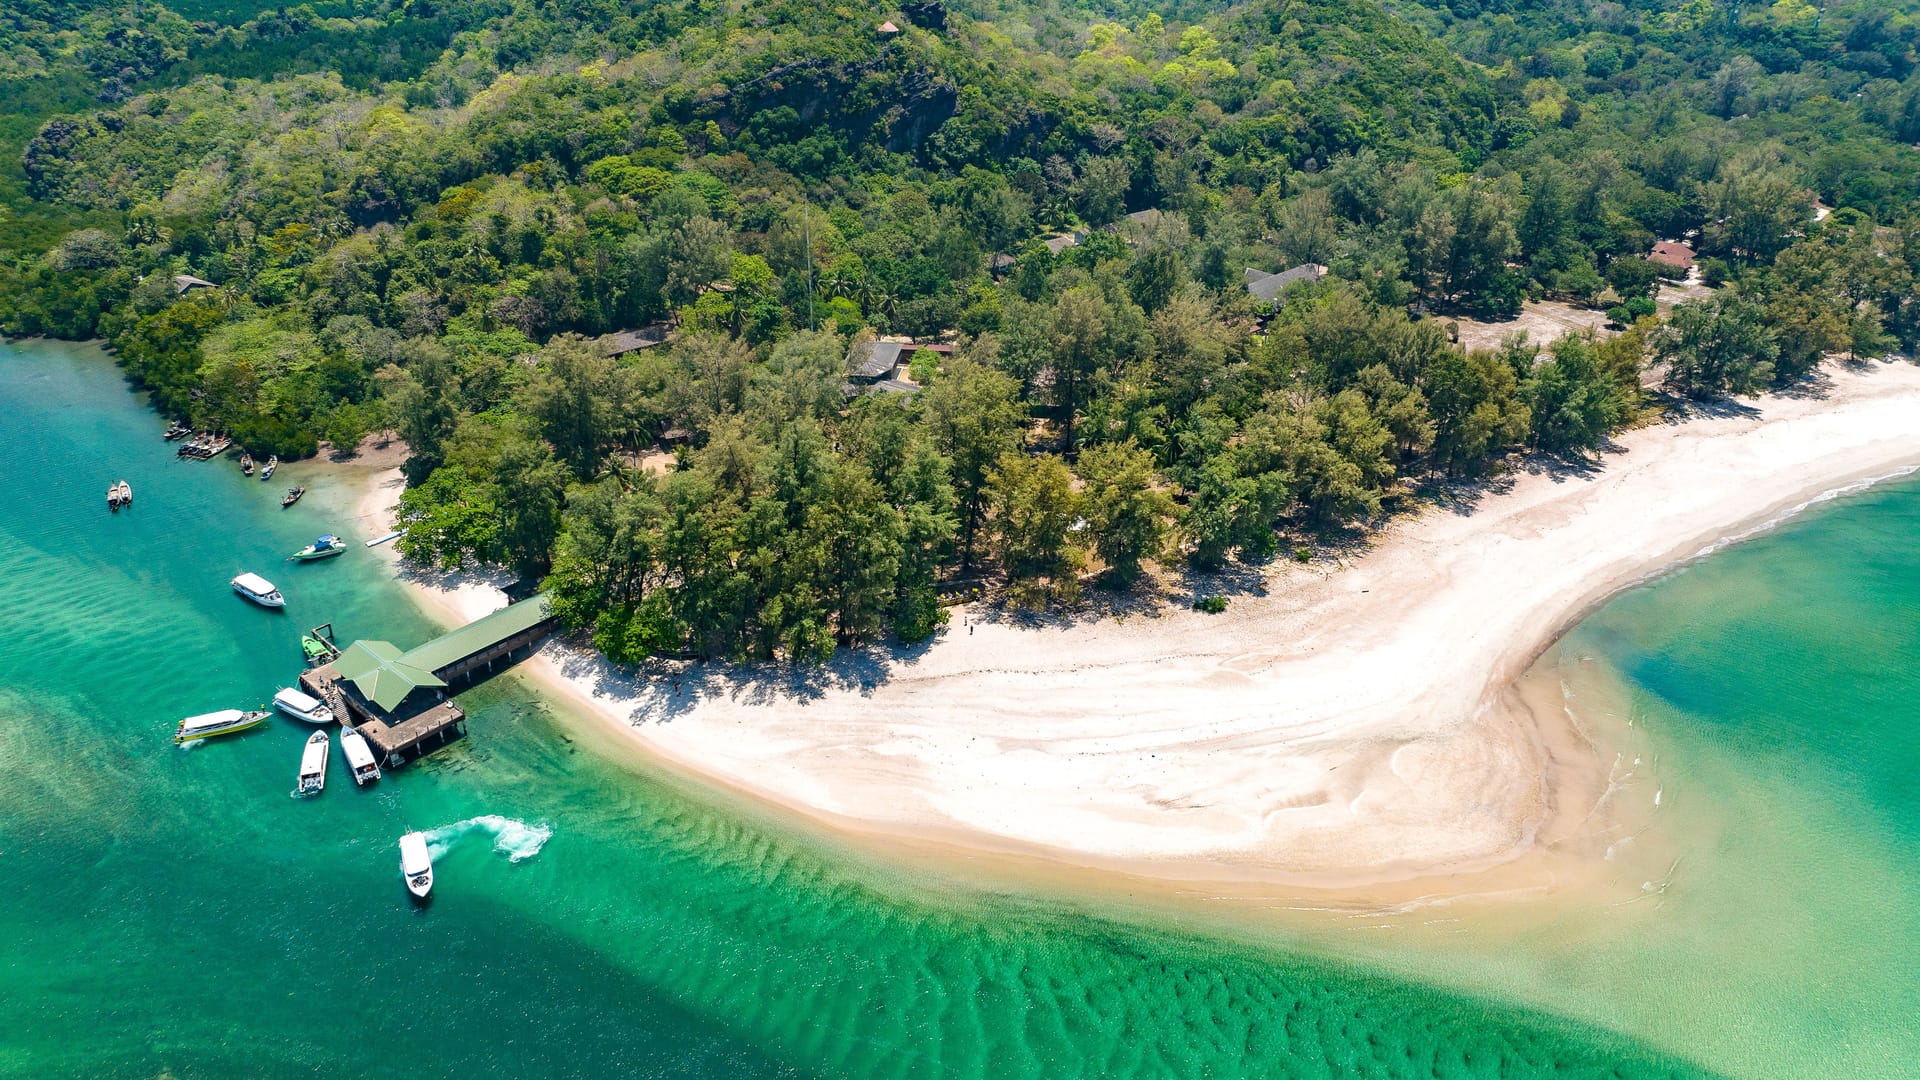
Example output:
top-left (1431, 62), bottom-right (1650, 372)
top-left (272, 686), bottom-right (334, 725)
top-left (296, 731), bottom-right (328, 795)
top-left (340, 726), bottom-right (381, 786)
top-left (231, 572), bottom-right (285, 608)
top-left (174, 708), bottom-right (269, 744)
top-left (399, 831), bottom-right (433, 899)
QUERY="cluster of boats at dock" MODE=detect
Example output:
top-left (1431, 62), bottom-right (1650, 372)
top-left (147, 421), bottom-right (304, 509)
top-left (173, 689), bottom-right (380, 788)
top-left (173, 684), bottom-right (427, 894)
top-left (174, 699), bottom-right (433, 897)
top-left (155, 418), bottom-right (438, 899)
top-left (172, 431), bottom-right (233, 460)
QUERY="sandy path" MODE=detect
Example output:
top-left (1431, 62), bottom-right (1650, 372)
top-left (348, 360), bottom-right (1920, 906)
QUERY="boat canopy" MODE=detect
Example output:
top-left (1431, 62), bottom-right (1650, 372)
top-left (274, 687), bottom-right (324, 713)
top-left (399, 833), bottom-right (432, 875)
top-left (340, 729), bottom-right (378, 769)
top-left (316, 535), bottom-right (340, 546)
top-left (233, 572), bottom-right (279, 595)
top-left (179, 709), bottom-right (245, 732)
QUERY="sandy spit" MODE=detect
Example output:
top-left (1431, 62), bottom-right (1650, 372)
top-left (346, 361), bottom-right (1920, 911)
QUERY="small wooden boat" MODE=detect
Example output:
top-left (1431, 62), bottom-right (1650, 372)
top-left (399, 831), bottom-right (434, 899)
top-left (240, 452), bottom-right (254, 476)
top-left (289, 535), bottom-right (346, 562)
top-left (341, 726), bottom-right (381, 786)
top-left (231, 572), bottom-right (285, 608)
top-left (174, 708), bottom-right (270, 744)
top-left (260, 455), bottom-right (278, 480)
top-left (281, 486), bottom-right (306, 508)
top-left (296, 730), bottom-right (329, 795)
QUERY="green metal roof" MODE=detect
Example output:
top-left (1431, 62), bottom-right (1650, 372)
top-left (334, 639), bottom-right (447, 713)
top-left (394, 594), bottom-right (554, 676)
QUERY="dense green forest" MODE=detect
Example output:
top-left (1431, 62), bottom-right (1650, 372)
top-left (3, 0), bottom-right (1917, 663)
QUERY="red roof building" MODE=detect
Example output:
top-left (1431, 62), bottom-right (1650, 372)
top-left (1650, 240), bottom-right (1696, 270)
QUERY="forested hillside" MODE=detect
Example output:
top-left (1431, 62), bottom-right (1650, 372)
top-left (3, 0), bottom-right (1917, 663)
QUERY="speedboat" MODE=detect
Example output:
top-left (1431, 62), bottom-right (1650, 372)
top-left (260, 455), bottom-right (277, 480)
top-left (296, 730), bottom-right (329, 795)
top-left (231, 572), bottom-right (285, 608)
top-left (340, 726), bottom-right (381, 785)
top-left (116, 480), bottom-right (132, 507)
top-left (301, 635), bottom-right (333, 665)
top-left (288, 535), bottom-right (346, 562)
top-left (240, 452), bottom-right (254, 476)
top-left (272, 686), bottom-right (334, 725)
top-left (399, 831), bottom-right (433, 899)
top-left (281, 486), bottom-right (305, 508)
top-left (174, 708), bottom-right (270, 743)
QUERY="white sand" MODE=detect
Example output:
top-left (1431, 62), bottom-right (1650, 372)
top-left (351, 361), bottom-right (1920, 904)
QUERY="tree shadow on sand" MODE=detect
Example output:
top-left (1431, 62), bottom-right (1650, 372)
top-left (545, 628), bottom-right (943, 726)
top-left (523, 358), bottom-right (1907, 724)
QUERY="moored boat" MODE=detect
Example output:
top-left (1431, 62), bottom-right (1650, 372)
top-left (106, 480), bottom-right (131, 510)
top-left (289, 535), bottom-right (346, 562)
top-left (296, 730), bottom-right (329, 795)
top-left (260, 455), bottom-right (277, 480)
top-left (273, 686), bottom-right (334, 725)
top-left (281, 486), bottom-right (306, 508)
top-left (174, 708), bottom-right (270, 744)
top-left (340, 726), bottom-right (381, 785)
top-left (399, 831), bottom-right (433, 899)
top-left (301, 635), bottom-right (333, 665)
top-left (240, 452), bottom-right (254, 476)
top-left (231, 572), bottom-right (285, 608)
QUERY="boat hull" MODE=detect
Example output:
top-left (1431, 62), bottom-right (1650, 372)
top-left (400, 832), bottom-right (433, 899)
top-left (341, 728), bottom-right (381, 785)
top-left (289, 547), bottom-right (345, 562)
top-left (296, 733), bottom-right (328, 795)
top-left (232, 574), bottom-right (285, 608)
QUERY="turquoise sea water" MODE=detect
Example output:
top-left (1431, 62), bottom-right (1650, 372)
top-left (0, 339), bottom-right (1911, 1078)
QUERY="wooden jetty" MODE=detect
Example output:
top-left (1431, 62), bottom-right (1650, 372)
top-left (298, 595), bottom-right (556, 768)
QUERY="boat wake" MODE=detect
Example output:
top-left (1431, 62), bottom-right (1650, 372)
top-left (419, 815), bottom-right (551, 864)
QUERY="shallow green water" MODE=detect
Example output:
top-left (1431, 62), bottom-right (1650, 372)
top-left (6, 339), bottom-right (1908, 1078)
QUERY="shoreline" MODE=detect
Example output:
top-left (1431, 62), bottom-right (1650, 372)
top-left (349, 359), bottom-right (1920, 911)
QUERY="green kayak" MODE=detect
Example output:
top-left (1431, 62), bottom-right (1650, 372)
top-left (289, 534), bottom-right (347, 562)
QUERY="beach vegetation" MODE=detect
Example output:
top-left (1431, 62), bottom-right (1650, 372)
top-left (3, 0), bottom-right (1919, 661)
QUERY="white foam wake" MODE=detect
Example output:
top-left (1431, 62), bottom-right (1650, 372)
top-left (417, 815), bottom-right (552, 863)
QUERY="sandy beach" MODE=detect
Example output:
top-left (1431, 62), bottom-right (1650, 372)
top-left (344, 360), bottom-right (1920, 907)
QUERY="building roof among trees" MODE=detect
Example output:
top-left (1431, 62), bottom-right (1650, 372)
top-left (1245, 264), bottom-right (1328, 303)
top-left (1650, 240), bottom-right (1696, 269)
top-left (597, 323), bottom-right (672, 357)
top-left (172, 274), bottom-right (216, 293)
top-left (847, 340), bottom-right (905, 380)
